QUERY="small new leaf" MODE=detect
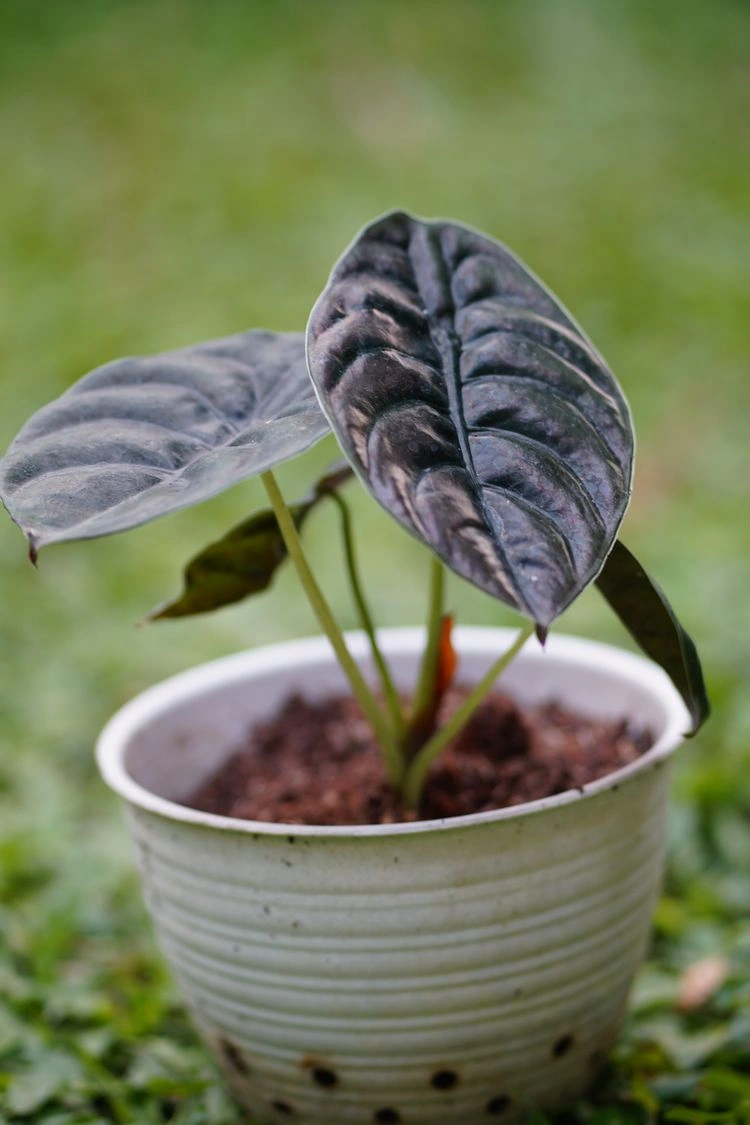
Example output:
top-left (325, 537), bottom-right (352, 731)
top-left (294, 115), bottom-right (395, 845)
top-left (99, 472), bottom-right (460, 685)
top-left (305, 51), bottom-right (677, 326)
top-left (0, 329), bottom-right (330, 554)
top-left (595, 539), bottom-right (710, 734)
top-left (150, 463), bottom-right (354, 619)
top-left (406, 614), bottom-right (459, 753)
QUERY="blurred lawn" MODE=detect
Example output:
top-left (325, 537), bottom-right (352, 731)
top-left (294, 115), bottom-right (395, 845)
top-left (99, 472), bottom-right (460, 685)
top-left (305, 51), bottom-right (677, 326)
top-left (0, 1), bottom-right (749, 1121)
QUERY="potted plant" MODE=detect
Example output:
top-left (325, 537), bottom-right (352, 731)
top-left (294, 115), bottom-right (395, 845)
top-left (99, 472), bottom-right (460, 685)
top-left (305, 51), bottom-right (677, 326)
top-left (0, 211), bottom-right (708, 1124)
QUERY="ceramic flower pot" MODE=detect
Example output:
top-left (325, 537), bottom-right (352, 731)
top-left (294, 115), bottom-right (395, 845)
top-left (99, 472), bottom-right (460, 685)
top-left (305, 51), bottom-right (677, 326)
top-left (96, 627), bottom-right (688, 1124)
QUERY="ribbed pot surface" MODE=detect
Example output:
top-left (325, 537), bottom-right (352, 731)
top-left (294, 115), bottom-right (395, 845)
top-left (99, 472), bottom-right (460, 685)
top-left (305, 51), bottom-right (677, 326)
top-left (98, 629), bottom-right (687, 1124)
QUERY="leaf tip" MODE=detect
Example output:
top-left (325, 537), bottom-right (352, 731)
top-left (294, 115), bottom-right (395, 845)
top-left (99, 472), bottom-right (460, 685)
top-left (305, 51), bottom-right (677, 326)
top-left (27, 536), bottom-right (39, 568)
top-left (684, 697), bottom-right (711, 739)
top-left (141, 604), bottom-right (170, 625)
top-left (535, 623), bottom-right (548, 648)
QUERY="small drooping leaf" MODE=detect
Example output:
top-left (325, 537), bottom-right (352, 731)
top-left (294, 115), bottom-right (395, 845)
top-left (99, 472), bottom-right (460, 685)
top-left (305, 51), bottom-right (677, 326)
top-left (148, 510), bottom-right (303, 620)
top-left (595, 539), bottom-right (710, 734)
top-left (307, 210), bottom-right (634, 627)
top-left (0, 330), bottom-right (330, 556)
top-left (149, 463), bottom-right (353, 619)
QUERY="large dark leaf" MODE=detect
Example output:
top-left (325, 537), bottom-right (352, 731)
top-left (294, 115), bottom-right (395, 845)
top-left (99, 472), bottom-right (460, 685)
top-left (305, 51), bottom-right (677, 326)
top-left (149, 463), bottom-right (353, 620)
top-left (0, 330), bottom-right (330, 558)
top-left (596, 539), bottom-right (710, 734)
top-left (307, 211), bottom-right (634, 627)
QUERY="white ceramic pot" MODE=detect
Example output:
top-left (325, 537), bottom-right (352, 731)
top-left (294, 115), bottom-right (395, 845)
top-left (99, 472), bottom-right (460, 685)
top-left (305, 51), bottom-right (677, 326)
top-left (97, 628), bottom-right (688, 1125)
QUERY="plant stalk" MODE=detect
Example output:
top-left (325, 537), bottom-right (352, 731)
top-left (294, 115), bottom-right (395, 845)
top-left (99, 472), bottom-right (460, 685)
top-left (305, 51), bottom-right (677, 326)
top-left (401, 622), bottom-right (536, 808)
top-left (261, 471), bottom-right (403, 786)
top-left (327, 491), bottom-right (405, 739)
top-left (411, 557), bottom-right (445, 720)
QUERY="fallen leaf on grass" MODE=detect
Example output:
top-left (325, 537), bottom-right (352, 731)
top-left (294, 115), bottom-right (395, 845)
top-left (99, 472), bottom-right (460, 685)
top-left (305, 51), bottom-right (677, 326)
top-left (678, 957), bottom-right (730, 1013)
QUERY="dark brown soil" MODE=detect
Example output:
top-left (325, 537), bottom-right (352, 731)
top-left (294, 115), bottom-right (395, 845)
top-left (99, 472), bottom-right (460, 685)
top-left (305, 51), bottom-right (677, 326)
top-left (185, 688), bottom-right (653, 826)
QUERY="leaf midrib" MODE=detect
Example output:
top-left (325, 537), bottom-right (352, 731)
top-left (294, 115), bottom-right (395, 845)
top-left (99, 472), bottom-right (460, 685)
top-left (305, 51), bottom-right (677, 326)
top-left (406, 222), bottom-right (527, 613)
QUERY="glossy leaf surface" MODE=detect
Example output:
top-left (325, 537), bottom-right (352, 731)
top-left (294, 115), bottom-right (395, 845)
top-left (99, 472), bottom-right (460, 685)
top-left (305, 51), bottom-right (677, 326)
top-left (150, 463), bottom-right (353, 620)
top-left (0, 330), bottom-right (330, 556)
top-left (307, 211), bottom-right (634, 626)
top-left (595, 539), bottom-right (710, 734)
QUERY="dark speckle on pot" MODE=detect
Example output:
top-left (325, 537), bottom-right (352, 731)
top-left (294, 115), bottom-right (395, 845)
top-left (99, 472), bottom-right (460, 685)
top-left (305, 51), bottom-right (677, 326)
top-left (219, 1037), bottom-right (250, 1075)
top-left (312, 1066), bottom-right (337, 1087)
top-left (552, 1033), bottom-right (574, 1058)
top-left (431, 1068), bottom-right (459, 1090)
top-left (271, 1099), bottom-right (295, 1116)
top-left (301, 1058), bottom-right (339, 1088)
top-left (287, 835), bottom-right (296, 844)
top-left (374, 1109), bottom-right (401, 1124)
top-left (486, 1094), bottom-right (511, 1114)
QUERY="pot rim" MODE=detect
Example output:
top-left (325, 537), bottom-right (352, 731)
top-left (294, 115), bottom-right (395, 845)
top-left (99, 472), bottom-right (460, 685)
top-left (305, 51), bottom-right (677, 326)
top-left (96, 626), bottom-right (689, 839)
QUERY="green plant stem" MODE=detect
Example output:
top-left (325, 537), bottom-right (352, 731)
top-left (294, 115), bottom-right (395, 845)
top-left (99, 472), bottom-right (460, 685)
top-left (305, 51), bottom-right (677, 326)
top-left (402, 621), bottom-right (536, 808)
top-left (411, 557), bottom-right (445, 720)
top-left (261, 471), bottom-right (403, 786)
top-left (327, 490), bottom-right (405, 740)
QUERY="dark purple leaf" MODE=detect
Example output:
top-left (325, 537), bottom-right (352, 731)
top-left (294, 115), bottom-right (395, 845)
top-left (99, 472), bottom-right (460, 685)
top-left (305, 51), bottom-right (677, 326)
top-left (0, 330), bottom-right (330, 556)
top-left (307, 211), bottom-right (634, 627)
top-left (596, 539), bottom-right (710, 734)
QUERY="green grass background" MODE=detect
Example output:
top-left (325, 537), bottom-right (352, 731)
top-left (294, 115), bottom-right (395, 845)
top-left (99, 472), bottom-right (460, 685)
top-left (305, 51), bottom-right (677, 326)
top-left (0, 1), bottom-right (748, 1121)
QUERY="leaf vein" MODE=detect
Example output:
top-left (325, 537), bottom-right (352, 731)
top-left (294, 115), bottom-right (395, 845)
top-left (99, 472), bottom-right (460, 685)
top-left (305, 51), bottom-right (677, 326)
top-left (481, 481), bottom-right (582, 579)
top-left (75, 377), bottom-right (244, 436)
